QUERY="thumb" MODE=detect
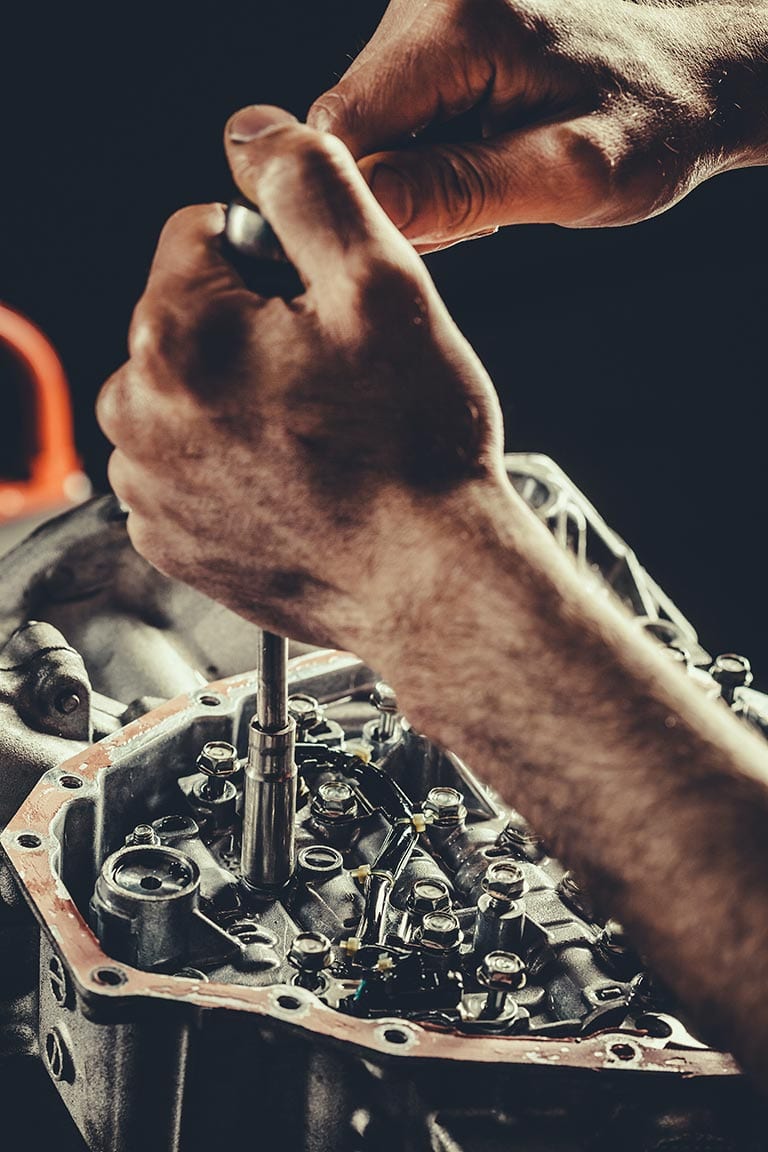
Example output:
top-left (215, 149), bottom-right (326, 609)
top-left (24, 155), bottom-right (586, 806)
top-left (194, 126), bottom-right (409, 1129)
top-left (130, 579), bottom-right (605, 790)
top-left (223, 106), bottom-right (419, 293)
top-left (358, 117), bottom-right (622, 244)
top-left (308, 19), bottom-right (487, 160)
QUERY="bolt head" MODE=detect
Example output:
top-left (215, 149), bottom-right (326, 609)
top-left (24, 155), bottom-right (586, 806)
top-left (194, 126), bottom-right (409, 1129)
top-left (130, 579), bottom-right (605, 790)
top-left (423, 787), bottom-right (465, 824)
top-left (600, 919), bottom-right (630, 953)
top-left (482, 860), bottom-right (527, 901)
top-left (196, 741), bottom-right (238, 778)
top-left (477, 951), bottom-right (526, 991)
top-left (407, 878), bottom-right (452, 915)
top-left (288, 694), bottom-right (320, 728)
top-left (371, 681), bottom-right (398, 714)
top-left (288, 932), bottom-right (333, 971)
top-left (711, 653), bottom-right (753, 691)
top-left (416, 910), bottom-right (462, 951)
top-left (314, 779), bottom-right (357, 818)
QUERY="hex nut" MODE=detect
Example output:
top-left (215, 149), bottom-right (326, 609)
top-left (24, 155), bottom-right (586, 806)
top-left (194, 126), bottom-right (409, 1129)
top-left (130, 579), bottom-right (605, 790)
top-left (416, 910), bottom-right (462, 951)
top-left (476, 951), bottom-right (526, 992)
top-left (407, 878), bottom-right (452, 915)
top-left (371, 682), bottom-right (398, 714)
top-left (313, 780), bottom-right (357, 819)
top-left (288, 694), bottom-right (321, 732)
top-left (482, 860), bottom-right (527, 902)
top-left (196, 741), bottom-right (239, 777)
top-left (288, 932), bottom-right (333, 972)
top-left (710, 654), bottom-right (753, 694)
top-left (423, 787), bottom-right (466, 825)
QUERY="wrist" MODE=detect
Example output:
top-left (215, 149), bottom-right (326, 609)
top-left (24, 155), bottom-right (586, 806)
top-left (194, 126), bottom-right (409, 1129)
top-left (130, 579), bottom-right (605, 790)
top-left (696, 2), bottom-right (768, 167)
top-left (365, 476), bottom-right (576, 737)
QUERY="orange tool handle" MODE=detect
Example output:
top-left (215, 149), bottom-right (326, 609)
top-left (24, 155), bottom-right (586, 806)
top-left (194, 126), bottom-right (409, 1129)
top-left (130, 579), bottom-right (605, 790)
top-left (0, 304), bottom-right (87, 521)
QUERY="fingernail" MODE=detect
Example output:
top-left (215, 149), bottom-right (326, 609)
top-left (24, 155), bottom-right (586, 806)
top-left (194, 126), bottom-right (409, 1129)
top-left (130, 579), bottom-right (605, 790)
top-left (227, 105), bottom-right (295, 143)
top-left (370, 165), bottom-right (414, 230)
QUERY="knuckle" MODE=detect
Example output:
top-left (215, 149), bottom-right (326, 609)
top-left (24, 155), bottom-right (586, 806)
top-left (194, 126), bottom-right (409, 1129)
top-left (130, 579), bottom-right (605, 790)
top-left (127, 313), bottom-right (180, 386)
top-left (266, 129), bottom-right (354, 199)
top-left (548, 121), bottom-right (632, 222)
top-left (156, 204), bottom-right (211, 251)
top-left (308, 90), bottom-right (349, 134)
top-left (106, 450), bottom-right (136, 507)
top-left (127, 296), bottom-right (168, 360)
top-left (349, 254), bottom-right (430, 332)
top-left (552, 113), bottom-right (676, 226)
top-left (95, 369), bottom-right (126, 445)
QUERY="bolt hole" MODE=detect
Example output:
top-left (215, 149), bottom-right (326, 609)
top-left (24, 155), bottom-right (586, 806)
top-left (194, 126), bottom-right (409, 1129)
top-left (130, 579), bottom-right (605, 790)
top-left (45, 1030), bottom-right (67, 1079)
top-left (277, 994), bottom-right (302, 1011)
top-left (635, 1013), bottom-right (673, 1039)
top-left (383, 1028), bottom-right (410, 1045)
top-left (17, 833), bottom-right (41, 849)
top-left (199, 694), bottom-right (221, 707)
top-left (228, 924), bottom-right (277, 947)
top-left (610, 1042), bottom-right (637, 1061)
top-left (48, 956), bottom-right (70, 1006)
top-left (140, 876), bottom-right (162, 891)
top-left (59, 775), bottom-right (83, 789)
top-left (91, 966), bottom-right (127, 987)
top-left (157, 814), bottom-right (196, 833)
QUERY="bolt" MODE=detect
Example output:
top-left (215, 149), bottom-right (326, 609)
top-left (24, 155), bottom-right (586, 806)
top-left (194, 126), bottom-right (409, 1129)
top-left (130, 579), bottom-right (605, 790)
top-left (313, 779), bottom-right (357, 820)
top-left (556, 870), bottom-right (596, 921)
top-left (288, 931), bottom-right (333, 989)
top-left (196, 741), bottom-right (239, 800)
top-left (710, 653), bottom-right (753, 704)
top-left (476, 950), bottom-right (526, 1019)
top-left (415, 910), bottom-right (462, 952)
top-left (370, 681), bottom-right (398, 740)
top-left (406, 878), bottom-right (452, 916)
top-left (126, 824), bottom-right (159, 846)
top-left (423, 787), bottom-right (466, 826)
top-left (288, 693), bottom-right (321, 738)
top-left (55, 691), bottom-right (81, 716)
top-left (482, 860), bottom-right (527, 905)
top-left (598, 919), bottom-right (633, 961)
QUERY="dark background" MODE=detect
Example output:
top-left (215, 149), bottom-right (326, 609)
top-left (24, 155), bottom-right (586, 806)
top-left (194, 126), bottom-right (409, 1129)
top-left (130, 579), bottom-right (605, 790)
top-left (2, 3), bottom-right (766, 677)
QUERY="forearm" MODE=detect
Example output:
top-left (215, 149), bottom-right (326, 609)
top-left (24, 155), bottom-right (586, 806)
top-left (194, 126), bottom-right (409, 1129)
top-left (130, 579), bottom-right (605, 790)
top-left (373, 481), bottom-right (768, 1083)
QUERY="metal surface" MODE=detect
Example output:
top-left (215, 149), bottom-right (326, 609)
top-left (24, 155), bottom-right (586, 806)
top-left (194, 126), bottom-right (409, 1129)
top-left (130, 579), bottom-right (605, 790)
top-left (241, 714), bottom-right (298, 890)
top-left (258, 631), bottom-right (289, 731)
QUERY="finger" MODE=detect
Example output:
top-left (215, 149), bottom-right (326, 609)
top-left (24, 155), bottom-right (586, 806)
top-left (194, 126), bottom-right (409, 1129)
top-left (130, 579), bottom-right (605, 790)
top-left (143, 203), bottom-right (241, 302)
top-left (97, 361), bottom-right (200, 459)
top-left (223, 106), bottom-right (421, 292)
top-left (307, 12), bottom-right (491, 159)
top-left (107, 449), bottom-right (149, 515)
top-left (357, 114), bottom-right (638, 241)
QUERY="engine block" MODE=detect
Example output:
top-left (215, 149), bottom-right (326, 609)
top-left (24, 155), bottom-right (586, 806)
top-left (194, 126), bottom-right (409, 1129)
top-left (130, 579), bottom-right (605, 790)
top-left (0, 456), bottom-right (764, 1152)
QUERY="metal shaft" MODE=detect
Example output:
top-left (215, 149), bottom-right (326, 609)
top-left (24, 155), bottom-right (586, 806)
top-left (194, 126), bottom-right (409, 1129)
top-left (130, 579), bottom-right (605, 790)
top-left (241, 630), bottom-right (297, 891)
top-left (258, 631), bottom-right (288, 731)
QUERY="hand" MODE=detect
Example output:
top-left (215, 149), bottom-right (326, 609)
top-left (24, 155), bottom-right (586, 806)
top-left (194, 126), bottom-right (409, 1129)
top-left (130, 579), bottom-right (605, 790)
top-left (96, 106), bottom-right (508, 655)
top-left (309, 0), bottom-right (768, 249)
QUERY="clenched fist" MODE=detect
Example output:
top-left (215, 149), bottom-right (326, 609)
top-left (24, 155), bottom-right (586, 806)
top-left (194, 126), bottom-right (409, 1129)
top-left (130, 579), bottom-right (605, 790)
top-left (309, 0), bottom-right (768, 248)
top-left (96, 106), bottom-right (509, 658)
